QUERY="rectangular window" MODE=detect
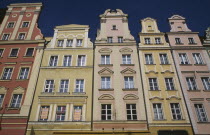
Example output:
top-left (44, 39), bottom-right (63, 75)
top-left (101, 104), bottom-right (111, 120)
top-left (66, 39), bottom-right (73, 47)
top-left (118, 37), bottom-right (123, 43)
top-left (75, 79), bottom-right (84, 92)
top-left (18, 67), bottom-right (29, 79)
top-left (0, 94), bottom-right (4, 107)
top-left (49, 56), bottom-right (58, 67)
top-left (18, 33), bottom-right (25, 40)
top-left (186, 77), bottom-right (197, 90)
top-left (63, 55), bottom-right (71, 67)
top-left (149, 78), bottom-right (159, 90)
top-left (122, 54), bottom-right (131, 64)
top-left (175, 38), bottom-right (182, 44)
top-left (0, 49), bottom-right (4, 57)
top-left (56, 106), bottom-right (66, 121)
top-left (107, 37), bottom-right (113, 43)
top-left (201, 77), bottom-right (210, 90)
top-left (165, 78), bottom-right (175, 90)
top-left (73, 106), bottom-right (82, 121)
top-left (22, 22), bottom-right (29, 27)
top-left (124, 76), bottom-right (134, 89)
top-left (101, 77), bottom-right (111, 89)
top-left (145, 54), bottom-right (153, 64)
top-left (126, 104), bottom-right (137, 120)
top-left (77, 55), bottom-right (86, 66)
top-left (160, 54), bottom-right (169, 64)
top-left (170, 103), bottom-right (182, 120)
top-left (112, 25), bottom-right (116, 30)
top-left (39, 106), bottom-right (50, 121)
top-left (155, 38), bottom-right (161, 44)
top-left (194, 104), bottom-right (208, 122)
top-left (179, 53), bottom-right (189, 64)
top-left (101, 55), bottom-right (110, 65)
top-left (77, 39), bottom-right (82, 46)
top-left (44, 80), bottom-right (54, 93)
top-left (10, 94), bottom-right (22, 108)
top-left (57, 40), bottom-right (64, 47)
top-left (145, 38), bottom-right (151, 44)
top-left (2, 34), bottom-right (10, 40)
top-left (2, 68), bottom-right (13, 80)
top-left (188, 38), bottom-right (195, 44)
top-left (7, 22), bottom-right (14, 28)
top-left (193, 53), bottom-right (203, 64)
top-left (10, 48), bottom-right (19, 57)
top-left (153, 103), bottom-right (164, 120)
top-left (59, 80), bottom-right (69, 93)
top-left (25, 48), bottom-right (34, 56)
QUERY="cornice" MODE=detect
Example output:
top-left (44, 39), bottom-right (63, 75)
top-left (139, 32), bottom-right (165, 36)
top-left (95, 42), bottom-right (136, 46)
top-left (166, 32), bottom-right (199, 34)
top-left (170, 46), bottom-right (205, 50)
top-left (0, 40), bottom-right (45, 45)
top-left (138, 47), bottom-right (171, 50)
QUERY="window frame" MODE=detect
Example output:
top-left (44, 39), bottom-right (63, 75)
top-left (76, 39), bottom-right (83, 46)
top-left (145, 38), bottom-right (151, 44)
top-left (7, 22), bottom-right (15, 28)
top-left (124, 76), bottom-right (134, 89)
top-left (18, 67), bottom-right (30, 80)
top-left (59, 79), bottom-right (69, 93)
top-left (39, 106), bottom-right (50, 121)
top-left (188, 38), bottom-right (195, 44)
top-left (57, 40), bottom-right (64, 47)
top-left (101, 104), bottom-right (112, 120)
top-left (56, 106), bottom-right (66, 121)
top-left (126, 104), bottom-right (137, 120)
top-left (101, 55), bottom-right (110, 65)
top-left (159, 54), bottom-right (169, 64)
top-left (179, 53), bottom-right (190, 64)
top-left (107, 37), bottom-right (113, 43)
top-left (75, 79), bottom-right (85, 93)
top-left (66, 39), bottom-right (73, 47)
top-left (43, 80), bottom-right (55, 93)
top-left (2, 33), bottom-right (10, 40)
top-left (145, 54), bottom-right (154, 64)
top-left (194, 104), bottom-right (208, 122)
top-left (10, 94), bottom-right (22, 108)
top-left (193, 53), bottom-right (204, 64)
top-left (63, 55), bottom-right (72, 67)
top-left (25, 48), bottom-right (35, 57)
top-left (186, 77), bottom-right (197, 90)
top-left (0, 48), bottom-right (5, 57)
top-left (21, 21), bottom-right (30, 28)
top-left (1, 67), bottom-right (14, 80)
top-left (122, 54), bottom-right (132, 64)
top-left (118, 37), bottom-right (123, 43)
top-left (165, 78), bottom-right (175, 90)
top-left (17, 33), bottom-right (26, 40)
top-left (9, 48), bottom-right (19, 57)
top-left (101, 76), bottom-right (111, 89)
top-left (49, 55), bottom-right (58, 67)
top-left (0, 94), bottom-right (5, 107)
top-left (175, 38), bottom-right (182, 44)
top-left (155, 37), bottom-right (161, 44)
top-left (77, 55), bottom-right (86, 66)
top-left (201, 77), bottom-right (210, 90)
top-left (148, 78), bottom-right (159, 90)
top-left (152, 103), bottom-right (164, 120)
top-left (170, 103), bottom-right (182, 120)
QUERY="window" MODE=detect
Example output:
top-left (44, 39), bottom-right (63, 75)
top-left (179, 53), bottom-right (189, 64)
top-left (49, 56), bottom-right (58, 67)
top-left (186, 77), bottom-right (197, 90)
top-left (201, 77), bottom-right (210, 90)
top-left (145, 54), bottom-right (154, 64)
top-left (170, 103), bottom-right (182, 120)
top-left (155, 38), bottom-right (161, 44)
top-left (112, 25), bottom-right (116, 30)
top-left (2, 34), bottom-right (10, 40)
top-left (149, 78), bottom-right (159, 90)
top-left (175, 38), bottom-right (182, 44)
top-left (145, 38), bottom-right (151, 44)
top-left (122, 54), bottom-right (131, 64)
top-left (101, 77), bottom-right (111, 89)
top-left (73, 106), bottom-right (82, 121)
top-left (75, 79), bottom-right (84, 92)
top-left (165, 78), bottom-right (175, 90)
top-left (10, 48), bottom-right (19, 57)
top-left (10, 94), bottom-right (22, 108)
top-left (159, 54), bottom-right (169, 64)
top-left (0, 49), bottom-right (4, 57)
top-left (66, 39), bottom-right (73, 47)
top-left (124, 76), bottom-right (134, 89)
top-left (22, 22), bottom-right (29, 27)
top-left (101, 104), bottom-right (111, 120)
top-left (18, 33), bottom-right (25, 40)
top-left (7, 22), bottom-right (14, 28)
top-left (194, 104), bottom-right (208, 122)
top-left (57, 40), bottom-right (64, 47)
top-left (25, 48), bottom-right (34, 56)
top-left (193, 53), bottom-right (203, 64)
top-left (77, 55), bottom-right (86, 66)
top-left (44, 80), bottom-right (54, 93)
top-left (2, 68), bottom-right (13, 80)
top-left (63, 55), bottom-right (71, 66)
top-left (77, 39), bottom-right (82, 46)
top-left (0, 94), bottom-right (4, 107)
top-left (188, 38), bottom-right (195, 44)
top-left (18, 67), bottom-right (29, 79)
top-left (101, 55), bottom-right (110, 65)
top-left (118, 37), bottom-right (123, 43)
top-left (126, 104), bottom-right (137, 120)
top-left (39, 106), bottom-right (50, 121)
top-left (59, 80), bottom-right (69, 93)
top-left (56, 106), bottom-right (66, 121)
top-left (153, 103), bottom-right (164, 120)
top-left (107, 37), bottom-right (113, 43)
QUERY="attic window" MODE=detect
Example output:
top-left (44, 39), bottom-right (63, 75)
top-left (177, 26), bottom-right (183, 31)
top-left (112, 25), bottom-right (117, 30)
top-left (148, 26), bottom-right (152, 31)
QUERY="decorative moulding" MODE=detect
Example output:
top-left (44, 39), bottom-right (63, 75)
top-left (98, 68), bottom-right (114, 75)
top-left (98, 94), bottom-right (114, 100)
top-left (13, 86), bottom-right (25, 93)
top-left (149, 96), bottom-right (164, 100)
top-left (0, 86), bottom-right (8, 92)
top-left (119, 47), bottom-right (133, 53)
top-left (98, 48), bottom-right (112, 54)
top-left (145, 70), bottom-right (158, 74)
top-left (121, 67), bottom-right (136, 74)
top-left (161, 70), bottom-right (174, 74)
top-left (123, 94), bottom-right (139, 100)
top-left (190, 98), bottom-right (204, 101)
top-left (166, 96), bottom-right (181, 100)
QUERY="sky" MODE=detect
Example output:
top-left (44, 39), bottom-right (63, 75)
top-left (0, 0), bottom-right (210, 41)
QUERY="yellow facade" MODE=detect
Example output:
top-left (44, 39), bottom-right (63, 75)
top-left (26, 24), bottom-right (93, 135)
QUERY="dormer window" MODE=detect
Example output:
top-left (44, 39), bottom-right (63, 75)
top-left (148, 25), bottom-right (152, 30)
top-left (57, 40), bottom-right (64, 47)
top-left (22, 22), bottom-right (29, 28)
top-left (188, 38), bottom-right (195, 44)
top-left (112, 25), bottom-right (117, 30)
top-left (145, 38), bottom-right (151, 44)
top-left (118, 37), bottom-right (123, 43)
top-left (177, 26), bottom-right (183, 31)
top-left (77, 39), bottom-right (82, 46)
top-left (107, 37), bottom-right (113, 43)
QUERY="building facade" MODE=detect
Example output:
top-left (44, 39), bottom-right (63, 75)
top-left (93, 9), bottom-right (149, 134)
top-left (138, 17), bottom-right (193, 135)
top-left (203, 27), bottom-right (210, 57)
top-left (167, 15), bottom-right (210, 135)
top-left (26, 24), bottom-right (93, 135)
top-left (0, 3), bottom-right (44, 135)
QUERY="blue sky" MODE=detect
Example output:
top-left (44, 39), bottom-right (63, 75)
top-left (0, 0), bottom-right (210, 41)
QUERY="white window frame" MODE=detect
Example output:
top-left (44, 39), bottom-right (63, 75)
top-left (57, 40), bottom-right (64, 47)
top-left (153, 103), bottom-right (164, 120)
top-left (101, 77), bottom-right (111, 89)
top-left (2, 68), bottom-right (13, 80)
top-left (118, 37), bottom-right (123, 43)
top-left (76, 39), bottom-right (83, 46)
top-left (145, 38), bottom-right (151, 44)
top-left (101, 104), bottom-right (112, 120)
top-left (124, 76), bottom-right (134, 89)
top-left (75, 79), bottom-right (84, 92)
top-left (179, 53), bottom-right (189, 64)
top-left (18, 33), bottom-right (26, 40)
top-left (126, 104), bottom-right (137, 120)
top-left (18, 67), bottom-right (29, 79)
top-left (101, 55), bottom-right (110, 65)
top-left (170, 103), bottom-right (182, 120)
top-left (193, 53), bottom-right (203, 64)
top-left (165, 78), bottom-right (175, 90)
top-left (195, 104), bottom-right (208, 122)
top-left (186, 77), bottom-right (197, 90)
top-left (122, 54), bottom-right (131, 64)
top-left (2, 34), bottom-right (10, 40)
top-left (49, 56), bottom-right (58, 67)
top-left (201, 77), bottom-right (210, 90)
top-left (56, 106), bottom-right (66, 121)
top-left (155, 37), bottom-right (161, 44)
top-left (59, 79), bottom-right (69, 93)
top-left (77, 55), bottom-right (86, 66)
top-left (63, 55), bottom-right (72, 67)
top-left (7, 22), bottom-right (15, 28)
top-left (145, 54), bottom-right (154, 64)
top-left (44, 80), bottom-right (54, 93)
top-left (66, 39), bottom-right (73, 47)
top-left (107, 37), bottom-right (113, 43)
top-left (22, 22), bottom-right (30, 28)
top-left (149, 78), bottom-right (159, 90)
top-left (10, 94), bottom-right (22, 108)
top-left (159, 54), bottom-right (169, 64)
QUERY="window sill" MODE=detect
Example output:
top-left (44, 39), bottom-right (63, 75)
top-left (122, 88), bottom-right (138, 91)
top-left (99, 88), bottom-right (114, 91)
top-left (145, 64), bottom-right (156, 65)
top-left (98, 64), bottom-right (113, 67)
top-left (155, 43), bottom-right (164, 45)
top-left (120, 64), bottom-right (135, 66)
top-left (23, 56), bottom-right (34, 58)
top-left (149, 90), bottom-right (161, 91)
top-left (175, 43), bottom-right (184, 45)
top-left (189, 43), bottom-right (197, 45)
top-left (187, 90), bottom-right (201, 92)
top-left (194, 64), bottom-right (207, 66)
top-left (203, 90), bottom-right (210, 92)
top-left (160, 64), bottom-right (171, 65)
top-left (165, 89), bottom-right (177, 91)
top-left (76, 46), bottom-right (83, 47)
top-left (171, 119), bottom-right (185, 121)
top-left (179, 64), bottom-right (192, 66)
top-left (72, 92), bottom-right (86, 95)
top-left (41, 92), bottom-right (55, 95)
top-left (16, 79), bottom-right (29, 81)
top-left (56, 92), bottom-right (70, 95)
top-left (7, 107), bottom-right (20, 110)
top-left (153, 119), bottom-right (167, 121)
top-left (8, 57), bottom-right (18, 58)
top-left (0, 79), bottom-right (12, 81)
top-left (197, 122), bottom-right (210, 124)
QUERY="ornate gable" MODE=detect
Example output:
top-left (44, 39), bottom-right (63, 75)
top-left (0, 86), bottom-right (8, 94)
top-left (169, 15), bottom-right (185, 20)
top-left (166, 95), bottom-right (181, 100)
top-left (13, 86), bottom-right (25, 94)
top-left (98, 68), bottom-right (114, 75)
top-left (98, 94), bottom-right (114, 100)
top-left (121, 67), bottom-right (136, 74)
top-left (123, 94), bottom-right (139, 100)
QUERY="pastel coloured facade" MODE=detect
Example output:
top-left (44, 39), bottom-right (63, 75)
top-left (138, 17), bottom-right (193, 135)
top-left (93, 9), bottom-right (149, 134)
top-left (0, 3), bottom-right (44, 135)
top-left (167, 15), bottom-right (210, 135)
top-left (26, 24), bottom-right (93, 135)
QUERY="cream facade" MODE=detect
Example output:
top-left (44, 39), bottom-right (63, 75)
top-left (27, 24), bottom-right (93, 135)
top-left (138, 17), bottom-right (193, 135)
